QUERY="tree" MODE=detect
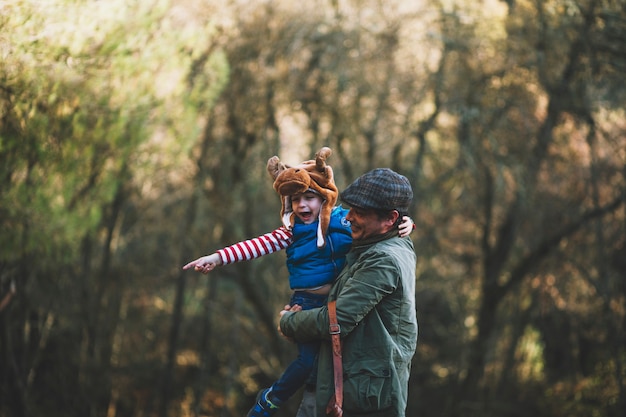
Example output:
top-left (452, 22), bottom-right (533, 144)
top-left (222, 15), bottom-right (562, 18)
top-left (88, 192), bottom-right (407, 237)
top-left (0, 1), bottom-right (227, 416)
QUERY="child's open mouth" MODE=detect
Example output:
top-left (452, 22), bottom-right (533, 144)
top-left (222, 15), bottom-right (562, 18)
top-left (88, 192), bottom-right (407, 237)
top-left (299, 211), bottom-right (313, 222)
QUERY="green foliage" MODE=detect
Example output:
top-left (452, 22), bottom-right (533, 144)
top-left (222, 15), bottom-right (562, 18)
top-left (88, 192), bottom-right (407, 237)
top-left (0, 1), bottom-right (229, 416)
top-left (1, 0), bottom-right (228, 254)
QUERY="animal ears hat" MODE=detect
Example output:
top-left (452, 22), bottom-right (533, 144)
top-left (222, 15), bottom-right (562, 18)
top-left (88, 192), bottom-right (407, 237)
top-left (267, 147), bottom-right (339, 248)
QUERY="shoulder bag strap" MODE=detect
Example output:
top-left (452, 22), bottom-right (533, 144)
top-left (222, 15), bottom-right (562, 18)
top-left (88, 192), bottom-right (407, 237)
top-left (326, 300), bottom-right (343, 417)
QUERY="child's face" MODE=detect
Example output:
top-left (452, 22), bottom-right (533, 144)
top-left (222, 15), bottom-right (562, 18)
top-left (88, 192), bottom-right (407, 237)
top-left (291, 191), bottom-right (324, 224)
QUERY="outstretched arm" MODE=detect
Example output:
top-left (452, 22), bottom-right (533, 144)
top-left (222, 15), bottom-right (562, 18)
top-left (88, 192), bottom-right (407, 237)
top-left (182, 226), bottom-right (293, 274)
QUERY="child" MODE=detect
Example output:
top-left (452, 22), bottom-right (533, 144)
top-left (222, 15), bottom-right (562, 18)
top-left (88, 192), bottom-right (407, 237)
top-left (183, 148), bottom-right (414, 417)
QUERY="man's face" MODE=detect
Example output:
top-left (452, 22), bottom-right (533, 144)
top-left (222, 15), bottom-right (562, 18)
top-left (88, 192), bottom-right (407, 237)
top-left (345, 206), bottom-right (396, 240)
top-left (291, 191), bottom-right (324, 224)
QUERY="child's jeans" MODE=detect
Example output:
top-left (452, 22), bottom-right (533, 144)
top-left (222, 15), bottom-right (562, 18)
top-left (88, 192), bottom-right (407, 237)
top-left (269, 290), bottom-right (328, 402)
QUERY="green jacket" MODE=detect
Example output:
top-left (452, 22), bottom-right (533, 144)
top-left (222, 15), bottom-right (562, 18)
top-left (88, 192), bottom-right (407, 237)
top-left (280, 235), bottom-right (418, 417)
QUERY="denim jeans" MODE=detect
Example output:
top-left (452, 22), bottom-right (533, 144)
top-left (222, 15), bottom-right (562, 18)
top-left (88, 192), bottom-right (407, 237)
top-left (270, 290), bottom-right (327, 402)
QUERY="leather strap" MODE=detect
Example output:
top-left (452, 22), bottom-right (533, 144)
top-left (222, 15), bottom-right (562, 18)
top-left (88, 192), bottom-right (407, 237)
top-left (326, 300), bottom-right (343, 417)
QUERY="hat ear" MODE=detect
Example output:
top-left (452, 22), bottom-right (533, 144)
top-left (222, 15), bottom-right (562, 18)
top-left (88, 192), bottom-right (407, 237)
top-left (315, 147), bottom-right (332, 173)
top-left (267, 156), bottom-right (287, 180)
top-left (267, 156), bottom-right (295, 229)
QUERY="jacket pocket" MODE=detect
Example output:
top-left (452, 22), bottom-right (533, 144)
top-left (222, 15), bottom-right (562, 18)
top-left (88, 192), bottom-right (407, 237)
top-left (342, 360), bottom-right (393, 413)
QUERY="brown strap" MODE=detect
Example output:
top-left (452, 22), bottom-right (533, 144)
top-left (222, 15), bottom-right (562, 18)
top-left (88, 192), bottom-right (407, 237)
top-left (326, 300), bottom-right (343, 417)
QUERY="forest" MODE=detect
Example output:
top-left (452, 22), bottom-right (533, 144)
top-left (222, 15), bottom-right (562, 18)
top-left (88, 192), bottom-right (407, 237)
top-left (1, 0), bottom-right (625, 416)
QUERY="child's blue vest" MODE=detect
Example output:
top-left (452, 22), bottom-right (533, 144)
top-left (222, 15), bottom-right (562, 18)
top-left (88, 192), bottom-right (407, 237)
top-left (286, 206), bottom-right (352, 289)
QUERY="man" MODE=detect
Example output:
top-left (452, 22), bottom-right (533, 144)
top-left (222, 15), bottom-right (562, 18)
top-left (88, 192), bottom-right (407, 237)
top-left (279, 168), bottom-right (418, 417)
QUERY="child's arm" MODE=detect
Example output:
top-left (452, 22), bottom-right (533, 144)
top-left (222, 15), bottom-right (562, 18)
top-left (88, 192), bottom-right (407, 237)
top-left (398, 215), bottom-right (415, 237)
top-left (182, 226), bottom-right (293, 274)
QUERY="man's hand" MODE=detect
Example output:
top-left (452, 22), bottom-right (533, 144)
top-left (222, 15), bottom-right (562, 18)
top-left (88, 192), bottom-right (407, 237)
top-left (278, 304), bottom-right (302, 341)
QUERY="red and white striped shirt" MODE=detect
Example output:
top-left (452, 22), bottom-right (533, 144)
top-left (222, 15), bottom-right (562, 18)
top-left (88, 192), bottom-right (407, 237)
top-left (216, 226), bottom-right (294, 265)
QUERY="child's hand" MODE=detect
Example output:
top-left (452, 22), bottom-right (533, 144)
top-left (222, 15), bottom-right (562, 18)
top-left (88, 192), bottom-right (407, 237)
top-left (398, 215), bottom-right (415, 237)
top-left (182, 253), bottom-right (222, 274)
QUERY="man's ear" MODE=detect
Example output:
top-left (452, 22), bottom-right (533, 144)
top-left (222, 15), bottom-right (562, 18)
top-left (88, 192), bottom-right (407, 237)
top-left (386, 210), bottom-right (400, 227)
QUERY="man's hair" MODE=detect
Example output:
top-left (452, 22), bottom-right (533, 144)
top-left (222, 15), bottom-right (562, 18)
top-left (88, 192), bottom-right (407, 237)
top-left (374, 209), bottom-right (406, 227)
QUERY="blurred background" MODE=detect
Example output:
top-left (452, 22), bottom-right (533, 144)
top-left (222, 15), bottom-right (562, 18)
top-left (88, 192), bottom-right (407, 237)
top-left (1, 0), bottom-right (624, 416)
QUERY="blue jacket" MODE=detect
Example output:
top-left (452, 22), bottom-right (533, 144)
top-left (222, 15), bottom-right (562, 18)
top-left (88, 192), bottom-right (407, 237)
top-left (286, 206), bottom-right (352, 289)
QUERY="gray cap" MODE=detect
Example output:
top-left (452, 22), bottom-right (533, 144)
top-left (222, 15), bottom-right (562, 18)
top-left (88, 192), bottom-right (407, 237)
top-left (340, 168), bottom-right (413, 213)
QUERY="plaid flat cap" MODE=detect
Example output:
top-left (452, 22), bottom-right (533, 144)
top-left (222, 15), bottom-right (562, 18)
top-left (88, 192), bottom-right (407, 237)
top-left (340, 168), bottom-right (413, 213)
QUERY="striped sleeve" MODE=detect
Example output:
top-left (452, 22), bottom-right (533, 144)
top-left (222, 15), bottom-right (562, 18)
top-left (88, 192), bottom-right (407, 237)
top-left (216, 226), bottom-right (293, 265)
